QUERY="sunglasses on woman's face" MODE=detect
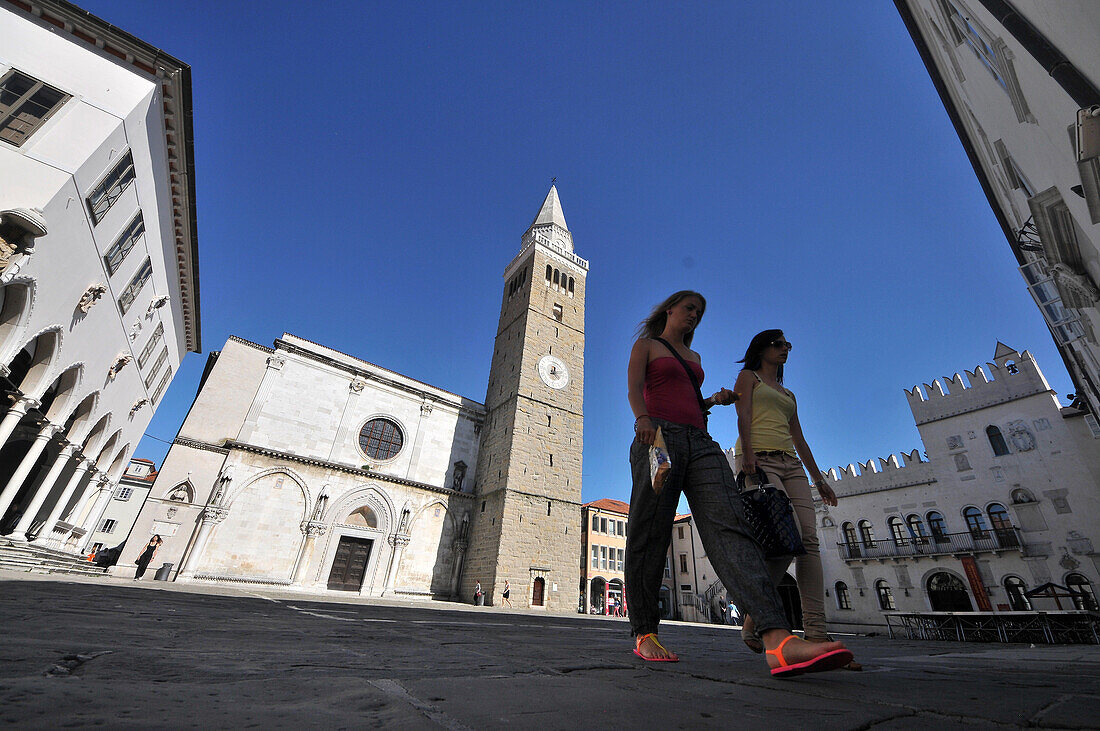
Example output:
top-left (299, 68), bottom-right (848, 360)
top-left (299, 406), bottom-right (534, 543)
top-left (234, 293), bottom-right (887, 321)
top-left (770, 340), bottom-right (793, 350)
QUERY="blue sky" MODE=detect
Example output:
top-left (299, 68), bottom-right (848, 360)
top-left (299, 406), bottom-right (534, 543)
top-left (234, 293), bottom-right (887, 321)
top-left (86, 1), bottom-right (1072, 506)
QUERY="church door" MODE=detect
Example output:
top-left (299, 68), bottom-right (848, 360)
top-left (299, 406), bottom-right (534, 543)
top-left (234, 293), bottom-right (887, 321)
top-left (327, 536), bottom-right (373, 592)
top-left (532, 577), bottom-right (545, 606)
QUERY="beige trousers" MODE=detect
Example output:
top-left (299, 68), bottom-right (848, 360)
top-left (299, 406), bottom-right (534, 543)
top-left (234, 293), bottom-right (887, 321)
top-left (735, 451), bottom-right (826, 638)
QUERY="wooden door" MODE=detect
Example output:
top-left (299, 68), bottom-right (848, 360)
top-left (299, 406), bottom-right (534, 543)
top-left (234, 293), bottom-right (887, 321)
top-left (532, 577), bottom-right (545, 606)
top-left (327, 536), bottom-right (373, 591)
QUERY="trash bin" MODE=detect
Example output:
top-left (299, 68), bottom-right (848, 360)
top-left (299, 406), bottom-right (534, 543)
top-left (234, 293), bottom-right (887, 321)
top-left (475, 592), bottom-right (484, 606)
top-left (153, 562), bottom-right (174, 581)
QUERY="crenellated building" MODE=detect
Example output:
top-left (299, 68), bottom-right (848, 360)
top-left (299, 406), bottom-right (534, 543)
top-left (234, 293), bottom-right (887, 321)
top-left (819, 343), bottom-right (1100, 632)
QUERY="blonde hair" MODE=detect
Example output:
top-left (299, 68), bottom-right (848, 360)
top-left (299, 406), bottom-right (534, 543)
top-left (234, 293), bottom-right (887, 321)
top-left (635, 291), bottom-right (706, 346)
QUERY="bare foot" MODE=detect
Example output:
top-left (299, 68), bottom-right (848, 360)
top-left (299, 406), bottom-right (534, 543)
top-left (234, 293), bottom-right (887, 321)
top-left (760, 631), bottom-right (847, 670)
top-left (635, 634), bottom-right (679, 661)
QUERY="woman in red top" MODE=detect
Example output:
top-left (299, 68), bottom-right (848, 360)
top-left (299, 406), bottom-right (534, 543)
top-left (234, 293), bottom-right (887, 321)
top-left (625, 291), bottom-right (853, 677)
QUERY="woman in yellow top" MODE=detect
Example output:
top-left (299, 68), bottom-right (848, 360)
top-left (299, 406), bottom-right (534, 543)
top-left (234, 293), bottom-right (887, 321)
top-left (733, 330), bottom-right (856, 666)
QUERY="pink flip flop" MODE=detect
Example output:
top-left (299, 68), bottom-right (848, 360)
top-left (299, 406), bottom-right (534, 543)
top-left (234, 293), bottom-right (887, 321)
top-left (633, 633), bottom-right (679, 662)
top-left (766, 635), bottom-right (853, 678)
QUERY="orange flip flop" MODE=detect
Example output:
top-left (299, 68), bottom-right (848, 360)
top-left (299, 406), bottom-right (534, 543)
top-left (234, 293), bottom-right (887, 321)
top-left (766, 635), bottom-right (852, 678)
top-left (633, 633), bottom-right (679, 662)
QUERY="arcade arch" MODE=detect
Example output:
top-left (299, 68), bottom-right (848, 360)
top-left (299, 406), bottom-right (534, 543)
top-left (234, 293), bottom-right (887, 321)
top-left (3, 327), bottom-right (61, 398)
top-left (0, 280), bottom-right (33, 360)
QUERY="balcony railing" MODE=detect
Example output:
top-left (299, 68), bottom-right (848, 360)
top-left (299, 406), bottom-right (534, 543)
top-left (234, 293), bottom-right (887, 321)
top-left (839, 528), bottom-right (1025, 561)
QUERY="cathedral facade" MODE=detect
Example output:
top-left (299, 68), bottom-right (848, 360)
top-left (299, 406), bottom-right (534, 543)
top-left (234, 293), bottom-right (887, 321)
top-left (124, 188), bottom-right (585, 610)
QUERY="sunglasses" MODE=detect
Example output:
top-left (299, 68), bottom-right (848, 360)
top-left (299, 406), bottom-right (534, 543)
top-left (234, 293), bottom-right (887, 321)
top-left (770, 340), bottom-right (793, 350)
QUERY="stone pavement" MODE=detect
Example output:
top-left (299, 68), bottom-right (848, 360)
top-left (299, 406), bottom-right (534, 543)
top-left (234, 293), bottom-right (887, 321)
top-left (1, 571), bottom-right (1098, 729)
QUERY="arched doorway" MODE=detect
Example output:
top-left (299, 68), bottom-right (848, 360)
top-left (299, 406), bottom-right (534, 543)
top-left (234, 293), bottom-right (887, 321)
top-left (532, 577), bottom-right (545, 606)
top-left (927, 572), bottom-right (972, 611)
top-left (589, 577), bottom-right (606, 614)
top-left (608, 578), bottom-right (624, 616)
top-left (777, 574), bottom-right (803, 630)
top-left (658, 586), bottom-right (673, 619)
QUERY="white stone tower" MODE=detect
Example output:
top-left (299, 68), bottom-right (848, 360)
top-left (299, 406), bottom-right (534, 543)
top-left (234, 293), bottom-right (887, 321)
top-left (463, 186), bottom-right (588, 611)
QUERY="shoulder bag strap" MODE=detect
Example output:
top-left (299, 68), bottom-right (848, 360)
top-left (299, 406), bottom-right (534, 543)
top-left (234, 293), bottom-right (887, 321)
top-left (654, 337), bottom-right (710, 425)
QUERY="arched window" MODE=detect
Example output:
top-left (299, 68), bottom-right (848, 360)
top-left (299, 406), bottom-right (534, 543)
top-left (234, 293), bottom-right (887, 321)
top-left (545, 265), bottom-right (552, 284)
top-left (963, 506), bottom-right (988, 538)
top-left (858, 519), bottom-right (876, 548)
top-left (875, 579), bottom-right (896, 610)
top-left (888, 517), bottom-right (906, 546)
top-left (1003, 576), bottom-right (1031, 610)
top-left (842, 522), bottom-right (858, 545)
top-left (568, 277), bottom-right (575, 296)
top-left (1066, 573), bottom-right (1099, 611)
top-left (927, 511), bottom-right (947, 541)
top-left (987, 503), bottom-right (1011, 530)
top-left (835, 581), bottom-right (852, 610)
top-left (841, 521), bottom-right (860, 557)
top-left (986, 425), bottom-right (1010, 456)
top-left (906, 514), bottom-right (928, 544)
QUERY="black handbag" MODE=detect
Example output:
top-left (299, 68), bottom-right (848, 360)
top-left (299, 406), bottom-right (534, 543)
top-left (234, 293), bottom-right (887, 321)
top-left (736, 468), bottom-right (806, 558)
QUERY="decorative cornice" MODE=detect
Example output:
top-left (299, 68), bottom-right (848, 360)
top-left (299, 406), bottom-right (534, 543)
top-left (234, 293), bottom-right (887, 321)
top-left (227, 335), bottom-right (274, 354)
top-left (171, 436), bottom-right (230, 455)
top-left (220, 439), bottom-right (476, 499)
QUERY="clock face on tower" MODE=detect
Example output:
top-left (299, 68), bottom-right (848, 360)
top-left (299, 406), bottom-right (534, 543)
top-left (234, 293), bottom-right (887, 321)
top-left (537, 355), bottom-right (570, 390)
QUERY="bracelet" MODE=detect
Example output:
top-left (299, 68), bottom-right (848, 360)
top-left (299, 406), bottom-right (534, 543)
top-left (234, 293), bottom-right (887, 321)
top-left (634, 415), bottom-right (650, 431)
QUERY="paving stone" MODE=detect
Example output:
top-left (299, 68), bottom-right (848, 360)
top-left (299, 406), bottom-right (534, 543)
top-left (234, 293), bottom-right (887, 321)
top-left (2, 571), bottom-right (1097, 729)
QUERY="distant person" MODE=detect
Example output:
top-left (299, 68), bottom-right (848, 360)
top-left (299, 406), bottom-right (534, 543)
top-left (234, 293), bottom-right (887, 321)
top-left (501, 580), bottom-right (513, 608)
top-left (731, 329), bottom-right (861, 671)
top-left (474, 580), bottom-right (483, 606)
top-left (625, 291), bottom-right (853, 676)
top-left (133, 535), bottom-right (162, 580)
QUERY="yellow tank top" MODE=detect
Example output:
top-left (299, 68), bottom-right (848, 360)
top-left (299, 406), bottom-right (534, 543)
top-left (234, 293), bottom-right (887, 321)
top-left (734, 374), bottom-right (797, 456)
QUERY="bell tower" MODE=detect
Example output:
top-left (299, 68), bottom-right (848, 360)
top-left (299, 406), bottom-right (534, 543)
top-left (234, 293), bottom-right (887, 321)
top-left (464, 186), bottom-right (587, 611)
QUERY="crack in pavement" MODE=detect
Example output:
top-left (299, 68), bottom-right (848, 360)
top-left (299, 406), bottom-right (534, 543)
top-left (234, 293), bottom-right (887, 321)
top-left (44, 650), bottom-right (113, 677)
top-left (368, 678), bottom-right (473, 730)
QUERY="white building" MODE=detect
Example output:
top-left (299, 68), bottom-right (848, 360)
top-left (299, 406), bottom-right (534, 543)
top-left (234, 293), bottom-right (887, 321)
top-left (896, 1), bottom-right (1100, 417)
top-left (85, 457), bottom-right (157, 557)
top-left (819, 343), bottom-right (1100, 632)
top-left (121, 333), bottom-right (483, 595)
top-left (0, 0), bottom-right (200, 555)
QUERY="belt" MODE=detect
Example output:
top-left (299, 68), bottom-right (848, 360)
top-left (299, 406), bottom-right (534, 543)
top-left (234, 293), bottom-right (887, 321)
top-left (754, 450), bottom-right (792, 457)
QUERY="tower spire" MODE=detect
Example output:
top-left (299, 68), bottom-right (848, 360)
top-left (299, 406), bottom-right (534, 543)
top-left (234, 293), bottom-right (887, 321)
top-left (530, 184), bottom-right (569, 231)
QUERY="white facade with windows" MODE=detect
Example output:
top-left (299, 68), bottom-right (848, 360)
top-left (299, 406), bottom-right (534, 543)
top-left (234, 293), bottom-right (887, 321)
top-left (897, 0), bottom-right (1100, 417)
top-left (0, 1), bottom-right (199, 553)
top-left (85, 457), bottom-right (156, 556)
top-left (122, 333), bottom-right (484, 596)
top-left (819, 343), bottom-right (1100, 632)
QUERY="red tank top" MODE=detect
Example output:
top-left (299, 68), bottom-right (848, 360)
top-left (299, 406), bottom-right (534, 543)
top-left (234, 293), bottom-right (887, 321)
top-left (644, 356), bottom-right (706, 429)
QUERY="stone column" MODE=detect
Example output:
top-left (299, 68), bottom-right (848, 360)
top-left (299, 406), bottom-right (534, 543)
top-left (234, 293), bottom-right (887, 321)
top-left (32, 457), bottom-right (92, 546)
top-left (382, 533), bottom-right (411, 595)
top-left (449, 539), bottom-right (468, 599)
top-left (7, 442), bottom-right (77, 538)
top-left (177, 505), bottom-right (229, 578)
top-left (237, 355), bottom-right (285, 443)
top-left (76, 478), bottom-right (114, 553)
top-left (0, 421), bottom-right (63, 521)
top-left (63, 470), bottom-right (106, 531)
top-left (0, 397), bottom-right (38, 452)
top-left (291, 520), bottom-right (327, 584)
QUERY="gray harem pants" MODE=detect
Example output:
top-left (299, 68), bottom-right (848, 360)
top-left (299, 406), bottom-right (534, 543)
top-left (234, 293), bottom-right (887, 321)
top-left (625, 418), bottom-right (790, 638)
